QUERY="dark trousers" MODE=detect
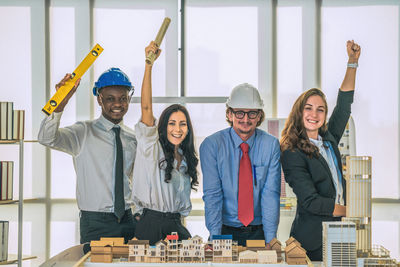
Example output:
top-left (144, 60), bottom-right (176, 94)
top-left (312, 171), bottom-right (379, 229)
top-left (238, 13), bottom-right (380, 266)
top-left (307, 246), bottom-right (322, 261)
top-left (135, 208), bottom-right (191, 245)
top-left (80, 209), bottom-right (136, 253)
top-left (221, 224), bottom-right (265, 246)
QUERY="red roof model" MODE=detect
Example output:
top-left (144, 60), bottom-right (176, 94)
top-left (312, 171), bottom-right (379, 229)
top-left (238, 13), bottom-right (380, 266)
top-left (166, 234), bottom-right (179, 240)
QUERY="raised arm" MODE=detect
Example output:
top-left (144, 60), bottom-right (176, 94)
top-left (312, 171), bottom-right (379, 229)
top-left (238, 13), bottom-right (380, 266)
top-left (340, 40), bottom-right (361, 92)
top-left (141, 41), bottom-right (161, 126)
top-left (328, 40), bottom-right (360, 142)
top-left (38, 74), bottom-right (83, 156)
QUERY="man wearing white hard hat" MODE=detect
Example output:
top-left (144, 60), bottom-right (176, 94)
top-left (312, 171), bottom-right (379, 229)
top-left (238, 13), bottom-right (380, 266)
top-left (200, 83), bottom-right (281, 247)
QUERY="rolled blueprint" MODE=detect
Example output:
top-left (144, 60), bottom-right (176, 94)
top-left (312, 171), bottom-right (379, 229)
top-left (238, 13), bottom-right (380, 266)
top-left (146, 17), bottom-right (171, 65)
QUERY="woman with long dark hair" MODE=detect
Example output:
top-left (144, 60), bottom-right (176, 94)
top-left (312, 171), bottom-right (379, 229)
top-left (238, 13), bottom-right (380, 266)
top-left (131, 41), bottom-right (198, 245)
top-left (280, 40), bottom-right (361, 261)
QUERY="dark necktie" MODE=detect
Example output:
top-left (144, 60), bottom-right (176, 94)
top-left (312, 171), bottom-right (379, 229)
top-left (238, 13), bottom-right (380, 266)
top-left (238, 142), bottom-right (254, 226)
top-left (112, 126), bottom-right (125, 220)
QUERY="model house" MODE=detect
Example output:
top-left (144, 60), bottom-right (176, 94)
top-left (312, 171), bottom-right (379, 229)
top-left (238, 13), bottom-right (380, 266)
top-left (246, 240), bottom-right (267, 251)
top-left (286, 236), bottom-right (302, 248)
top-left (179, 235), bottom-right (204, 262)
top-left (146, 240), bottom-right (166, 263)
top-left (232, 240), bottom-right (239, 262)
top-left (90, 240), bottom-right (113, 263)
top-left (257, 250), bottom-right (278, 264)
top-left (128, 239), bottom-right (149, 262)
top-left (285, 242), bottom-right (307, 265)
top-left (166, 232), bottom-right (179, 262)
top-left (270, 237), bottom-right (283, 262)
top-left (212, 235), bottom-right (233, 263)
top-left (239, 250), bottom-right (258, 263)
top-left (204, 242), bottom-right (213, 262)
top-left (100, 237), bottom-right (128, 259)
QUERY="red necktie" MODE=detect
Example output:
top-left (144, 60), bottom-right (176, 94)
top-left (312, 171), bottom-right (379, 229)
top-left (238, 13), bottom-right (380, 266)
top-left (238, 142), bottom-right (254, 226)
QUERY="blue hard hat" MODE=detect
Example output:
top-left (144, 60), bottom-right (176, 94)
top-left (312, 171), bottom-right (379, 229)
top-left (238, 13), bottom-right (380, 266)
top-left (93, 67), bottom-right (133, 96)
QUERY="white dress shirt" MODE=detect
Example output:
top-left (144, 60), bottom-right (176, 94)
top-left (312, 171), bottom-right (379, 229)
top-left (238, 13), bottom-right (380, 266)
top-left (38, 112), bottom-right (137, 212)
top-left (131, 120), bottom-right (192, 217)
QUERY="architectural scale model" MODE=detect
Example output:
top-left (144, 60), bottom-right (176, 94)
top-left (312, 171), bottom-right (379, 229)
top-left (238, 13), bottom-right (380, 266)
top-left (321, 155), bottom-right (400, 267)
top-left (343, 156), bottom-right (372, 257)
top-left (322, 221), bottom-right (357, 267)
top-left (89, 234), bottom-right (310, 266)
top-left (90, 238), bottom-right (128, 263)
top-left (285, 237), bottom-right (307, 265)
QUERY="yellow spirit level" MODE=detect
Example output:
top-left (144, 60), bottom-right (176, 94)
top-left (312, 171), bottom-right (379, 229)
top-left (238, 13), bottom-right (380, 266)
top-left (42, 44), bottom-right (104, 116)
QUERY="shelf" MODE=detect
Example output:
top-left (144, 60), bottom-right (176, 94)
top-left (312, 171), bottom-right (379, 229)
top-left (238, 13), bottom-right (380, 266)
top-left (0, 139), bottom-right (24, 267)
top-left (0, 255), bottom-right (36, 265)
top-left (0, 140), bottom-right (21, 144)
top-left (0, 200), bottom-right (18, 205)
top-left (0, 140), bottom-right (37, 144)
top-left (0, 199), bottom-right (43, 206)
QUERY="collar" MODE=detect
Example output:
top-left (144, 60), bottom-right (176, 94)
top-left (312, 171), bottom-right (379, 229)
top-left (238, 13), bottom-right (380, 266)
top-left (97, 114), bottom-right (124, 132)
top-left (229, 127), bottom-right (256, 149)
top-left (309, 135), bottom-right (323, 147)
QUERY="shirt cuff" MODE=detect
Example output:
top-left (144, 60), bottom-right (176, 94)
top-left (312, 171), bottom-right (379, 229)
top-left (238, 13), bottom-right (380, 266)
top-left (47, 111), bottom-right (63, 121)
top-left (264, 232), bottom-right (276, 244)
top-left (135, 119), bottom-right (158, 137)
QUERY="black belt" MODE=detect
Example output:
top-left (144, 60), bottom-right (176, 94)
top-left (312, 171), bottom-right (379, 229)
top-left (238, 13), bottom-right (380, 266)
top-left (223, 224), bottom-right (263, 233)
top-left (142, 208), bottom-right (181, 219)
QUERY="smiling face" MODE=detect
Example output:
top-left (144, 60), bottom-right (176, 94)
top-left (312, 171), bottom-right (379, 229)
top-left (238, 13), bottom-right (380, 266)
top-left (167, 110), bottom-right (189, 146)
top-left (97, 86), bottom-right (129, 124)
top-left (227, 108), bottom-right (261, 141)
top-left (302, 95), bottom-right (326, 139)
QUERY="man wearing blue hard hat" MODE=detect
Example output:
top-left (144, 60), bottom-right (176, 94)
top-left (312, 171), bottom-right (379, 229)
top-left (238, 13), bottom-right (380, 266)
top-left (38, 67), bottom-right (137, 253)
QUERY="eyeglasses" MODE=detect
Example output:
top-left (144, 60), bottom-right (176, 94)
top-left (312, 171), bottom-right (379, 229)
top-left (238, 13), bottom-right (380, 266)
top-left (231, 110), bottom-right (260, 119)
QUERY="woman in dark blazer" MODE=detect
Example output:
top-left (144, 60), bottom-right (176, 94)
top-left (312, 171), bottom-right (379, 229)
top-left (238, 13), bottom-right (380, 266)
top-left (280, 40), bottom-right (361, 261)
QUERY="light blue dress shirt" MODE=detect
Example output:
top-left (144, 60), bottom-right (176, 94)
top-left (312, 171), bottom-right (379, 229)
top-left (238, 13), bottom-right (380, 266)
top-left (309, 136), bottom-right (344, 205)
top-left (200, 127), bottom-right (281, 243)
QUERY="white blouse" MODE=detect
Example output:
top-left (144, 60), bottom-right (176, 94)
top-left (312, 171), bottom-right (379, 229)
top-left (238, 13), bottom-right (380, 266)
top-left (131, 120), bottom-right (192, 216)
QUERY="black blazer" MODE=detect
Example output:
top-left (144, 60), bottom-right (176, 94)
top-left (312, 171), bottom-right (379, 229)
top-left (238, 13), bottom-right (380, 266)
top-left (281, 90), bottom-right (354, 254)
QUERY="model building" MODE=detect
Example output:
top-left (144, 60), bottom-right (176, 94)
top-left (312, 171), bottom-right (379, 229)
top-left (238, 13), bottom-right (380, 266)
top-left (284, 238), bottom-right (307, 265)
top-left (344, 156), bottom-right (372, 257)
top-left (89, 234), bottom-right (311, 266)
top-left (127, 239), bottom-right (148, 262)
top-left (166, 232), bottom-right (179, 262)
top-left (180, 235), bottom-right (204, 262)
top-left (322, 221), bottom-right (357, 267)
top-left (90, 240), bottom-right (113, 263)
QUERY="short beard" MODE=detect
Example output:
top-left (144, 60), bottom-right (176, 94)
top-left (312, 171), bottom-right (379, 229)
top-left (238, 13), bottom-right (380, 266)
top-left (237, 128), bottom-right (253, 135)
top-left (237, 122), bottom-right (254, 135)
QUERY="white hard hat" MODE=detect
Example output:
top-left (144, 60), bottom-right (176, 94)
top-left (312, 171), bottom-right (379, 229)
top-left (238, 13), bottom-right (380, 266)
top-left (226, 83), bottom-right (264, 109)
